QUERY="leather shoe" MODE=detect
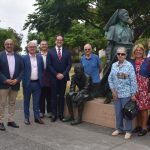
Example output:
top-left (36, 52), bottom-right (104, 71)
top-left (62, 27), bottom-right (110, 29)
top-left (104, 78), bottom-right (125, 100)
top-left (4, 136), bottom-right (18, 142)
top-left (138, 129), bottom-right (147, 136)
top-left (59, 115), bottom-right (64, 121)
top-left (132, 126), bottom-right (141, 133)
top-left (7, 122), bottom-right (19, 128)
top-left (71, 119), bottom-right (82, 125)
top-left (34, 118), bottom-right (44, 124)
top-left (0, 122), bottom-right (6, 131)
top-left (51, 117), bottom-right (57, 122)
top-left (24, 119), bottom-right (30, 125)
top-left (62, 117), bottom-right (74, 122)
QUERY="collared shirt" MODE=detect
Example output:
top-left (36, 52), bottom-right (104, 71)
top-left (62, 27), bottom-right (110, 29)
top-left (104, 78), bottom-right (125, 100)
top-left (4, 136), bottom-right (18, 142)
top-left (6, 50), bottom-right (15, 79)
top-left (40, 51), bottom-right (47, 69)
top-left (55, 46), bottom-right (62, 56)
top-left (147, 50), bottom-right (150, 58)
top-left (80, 54), bottom-right (101, 83)
top-left (29, 54), bottom-right (38, 80)
top-left (108, 60), bottom-right (138, 98)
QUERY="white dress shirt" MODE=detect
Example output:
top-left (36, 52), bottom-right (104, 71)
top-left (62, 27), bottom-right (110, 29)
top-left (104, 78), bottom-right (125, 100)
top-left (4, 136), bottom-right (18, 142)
top-left (29, 54), bottom-right (38, 80)
top-left (55, 46), bottom-right (62, 56)
top-left (40, 51), bottom-right (47, 69)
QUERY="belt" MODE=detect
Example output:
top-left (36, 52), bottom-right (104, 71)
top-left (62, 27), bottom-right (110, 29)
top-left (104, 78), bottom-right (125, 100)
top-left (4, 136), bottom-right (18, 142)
top-left (30, 79), bottom-right (39, 83)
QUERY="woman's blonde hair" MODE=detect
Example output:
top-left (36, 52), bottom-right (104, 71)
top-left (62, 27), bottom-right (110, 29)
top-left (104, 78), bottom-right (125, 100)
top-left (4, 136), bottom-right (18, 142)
top-left (131, 43), bottom-right (146, 59)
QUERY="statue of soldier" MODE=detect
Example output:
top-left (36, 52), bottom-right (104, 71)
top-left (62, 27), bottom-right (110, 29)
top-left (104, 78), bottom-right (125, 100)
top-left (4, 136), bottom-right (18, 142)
top-left (99, 9), bottom-right (134, 103)
top-left (62, 63), bottom-right (92, 125)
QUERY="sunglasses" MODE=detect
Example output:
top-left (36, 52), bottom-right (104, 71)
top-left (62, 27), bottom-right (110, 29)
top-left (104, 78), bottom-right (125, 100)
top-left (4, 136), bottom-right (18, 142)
top-left (117, 53), bottom-right (126, 56)
top-left (84, 49), bottom-right (91, 51)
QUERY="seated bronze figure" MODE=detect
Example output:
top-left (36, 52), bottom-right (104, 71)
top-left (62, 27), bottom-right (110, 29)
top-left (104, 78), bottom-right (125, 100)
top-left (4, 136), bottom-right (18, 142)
top-left (62, 64), bottom-right (91, 125)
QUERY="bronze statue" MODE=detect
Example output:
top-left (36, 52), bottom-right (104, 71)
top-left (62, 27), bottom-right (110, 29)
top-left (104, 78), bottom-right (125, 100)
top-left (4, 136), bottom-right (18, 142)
top-left (99, 9), bottom-right (134, 103)
top-left (62, 64), bottom-right (92, 125)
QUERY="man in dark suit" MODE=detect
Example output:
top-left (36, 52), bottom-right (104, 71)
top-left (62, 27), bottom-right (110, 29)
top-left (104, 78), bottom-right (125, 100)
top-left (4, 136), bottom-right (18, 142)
top-left (0, 39), bottom-right (24, 131)
top-left (47, 35), bottom-right (72, 122)
top-left (22, 41), bottom-right (44, 125)
top-left (38, 40), bottom-right (51, 118)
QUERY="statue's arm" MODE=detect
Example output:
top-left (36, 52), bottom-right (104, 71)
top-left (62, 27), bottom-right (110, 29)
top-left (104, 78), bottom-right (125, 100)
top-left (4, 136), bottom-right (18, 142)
top-left (80, 76), bottom-right (91, 95)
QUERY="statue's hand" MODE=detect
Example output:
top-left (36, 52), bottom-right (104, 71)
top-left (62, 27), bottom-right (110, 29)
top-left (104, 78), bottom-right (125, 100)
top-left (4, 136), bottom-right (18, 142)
top-left (69, 92), bottom-right (76, 97)
top-left (73, 92), bottom-right (84, 103)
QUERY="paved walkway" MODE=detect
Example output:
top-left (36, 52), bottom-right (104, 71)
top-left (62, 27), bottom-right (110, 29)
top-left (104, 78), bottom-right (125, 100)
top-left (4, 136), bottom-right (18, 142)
top-left (0, 101), bottom-right (150, 150)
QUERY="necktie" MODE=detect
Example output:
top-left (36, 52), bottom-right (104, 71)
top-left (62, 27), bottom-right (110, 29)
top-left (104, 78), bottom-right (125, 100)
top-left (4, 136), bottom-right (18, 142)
top-left (58, 48), bottom-right (62, 60)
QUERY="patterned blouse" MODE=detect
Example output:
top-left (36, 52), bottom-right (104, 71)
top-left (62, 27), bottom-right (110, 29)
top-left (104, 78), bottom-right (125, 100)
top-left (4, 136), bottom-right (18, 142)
top-left (108, 60), bottom-right (138, 98)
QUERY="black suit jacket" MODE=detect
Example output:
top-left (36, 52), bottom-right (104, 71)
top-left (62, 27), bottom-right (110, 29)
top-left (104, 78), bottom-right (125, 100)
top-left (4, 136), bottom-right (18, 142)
top-left (46, 47), bottom-right (72, 81)
top-left (0, 51), bottom-right (24, 90)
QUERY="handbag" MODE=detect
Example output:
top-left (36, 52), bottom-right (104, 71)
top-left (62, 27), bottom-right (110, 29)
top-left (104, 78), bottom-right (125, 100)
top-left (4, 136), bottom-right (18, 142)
top-left (122, 100), bottom-right (139, 120)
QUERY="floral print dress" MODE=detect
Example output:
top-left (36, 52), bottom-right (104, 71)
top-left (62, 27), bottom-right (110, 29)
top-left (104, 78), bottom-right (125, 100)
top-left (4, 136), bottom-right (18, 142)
top-left (135, 59), bottom-right (150, 110)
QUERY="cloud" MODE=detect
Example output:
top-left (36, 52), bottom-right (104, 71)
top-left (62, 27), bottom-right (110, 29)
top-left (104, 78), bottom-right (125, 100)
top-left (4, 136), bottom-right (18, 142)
top-left (0, 0), bottom-right (36, 49)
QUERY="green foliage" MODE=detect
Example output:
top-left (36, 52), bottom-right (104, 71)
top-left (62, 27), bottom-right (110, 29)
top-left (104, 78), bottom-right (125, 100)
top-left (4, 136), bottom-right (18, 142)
top-left (0, 28), bottom-right (22, 51)
top-left (24, 0), bottom-right (150, 48)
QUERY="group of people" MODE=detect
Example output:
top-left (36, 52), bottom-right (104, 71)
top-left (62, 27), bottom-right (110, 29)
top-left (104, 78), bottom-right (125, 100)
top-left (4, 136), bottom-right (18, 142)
top-left (1, 35), bottom-right (150, 141)
top-left (109, 39), bottom-right (150, 139)
top-left (0, 35), bottom-right (101, 131)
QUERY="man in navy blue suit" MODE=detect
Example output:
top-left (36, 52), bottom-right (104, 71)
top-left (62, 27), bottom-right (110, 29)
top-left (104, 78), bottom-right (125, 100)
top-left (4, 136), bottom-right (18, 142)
top-left (22, 41), bottom-right (44, 125)
top-left (0, 39), bottom-right (23, 131)
top-left (39, 40), bottom-right (51, 118)
top-left (47, 35), bottom-right (72, 122)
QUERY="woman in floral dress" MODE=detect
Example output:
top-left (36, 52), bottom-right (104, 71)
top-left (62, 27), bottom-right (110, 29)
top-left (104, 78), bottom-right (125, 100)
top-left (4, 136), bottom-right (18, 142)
top-left (131, 44), bottom-right (150, 136)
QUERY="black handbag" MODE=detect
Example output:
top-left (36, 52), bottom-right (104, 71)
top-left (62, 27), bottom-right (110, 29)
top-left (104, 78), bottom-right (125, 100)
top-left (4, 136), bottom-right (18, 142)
top-left (122, 100), bottom-right (139, 120)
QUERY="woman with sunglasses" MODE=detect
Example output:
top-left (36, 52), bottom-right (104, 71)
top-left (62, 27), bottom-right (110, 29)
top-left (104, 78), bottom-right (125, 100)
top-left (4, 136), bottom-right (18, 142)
top-left (130, 44), bottom-right (150, 136)
top-left (108, 47), bottom-right (138, 139)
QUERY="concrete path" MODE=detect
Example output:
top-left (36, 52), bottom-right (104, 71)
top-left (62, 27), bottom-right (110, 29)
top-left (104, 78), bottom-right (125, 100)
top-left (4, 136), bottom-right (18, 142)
top-left (0, 101), bottom-right (150, 150)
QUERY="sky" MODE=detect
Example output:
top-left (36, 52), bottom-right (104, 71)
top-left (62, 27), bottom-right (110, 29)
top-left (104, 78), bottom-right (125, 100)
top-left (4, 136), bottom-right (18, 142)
top-left (0, 0), bottom-right (36, 49)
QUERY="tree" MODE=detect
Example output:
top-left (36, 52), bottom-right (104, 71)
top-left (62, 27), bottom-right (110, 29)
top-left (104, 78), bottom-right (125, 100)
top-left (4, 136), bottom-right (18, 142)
top-left (0, 28), bottom-right (22, 51)
top-left (24, 0), bottom-right (150, 41)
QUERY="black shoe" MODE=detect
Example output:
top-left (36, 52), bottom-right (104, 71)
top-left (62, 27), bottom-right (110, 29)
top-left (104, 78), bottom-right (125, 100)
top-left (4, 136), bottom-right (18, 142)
top-left (62, 117), bottom-right (74, 122)
top-left (59, 115), bottom-right (64, 121)
top-left (47, 113), bottom-right (52, 118)
top-left (138, 129), bottom-right (147, 136)
top-left (51, 117), bottom-right (57, 122)
top-left (0, 123), bottom-right (6, 131)
top-left (7, 122), bottom-right (19, 128)
top-left (147, 126), bottom-right (150, 132)
top-left (132, 126), bottom-right (142, 133)
top-left (71, 119), bottom-right (82, 125)
top-left (34, 118), bottom-right (44, 124)
top-left (24, 119), bottom-right (31, 125)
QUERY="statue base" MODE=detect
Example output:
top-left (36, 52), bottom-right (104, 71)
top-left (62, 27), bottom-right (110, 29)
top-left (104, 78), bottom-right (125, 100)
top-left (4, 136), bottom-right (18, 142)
top-left (64, 98), bottom-right (137, 128)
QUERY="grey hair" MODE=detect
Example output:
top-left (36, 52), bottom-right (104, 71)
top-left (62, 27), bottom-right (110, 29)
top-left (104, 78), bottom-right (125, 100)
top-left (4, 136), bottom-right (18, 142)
top-left (117, 47), bottom-right (127, 54)
top-left (27, 41), bottom-right (37, 47)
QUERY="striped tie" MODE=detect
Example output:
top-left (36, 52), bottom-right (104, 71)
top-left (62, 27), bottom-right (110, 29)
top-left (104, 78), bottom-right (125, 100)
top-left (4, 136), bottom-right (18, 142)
top-left (58, 48), bottom-right (62, 60)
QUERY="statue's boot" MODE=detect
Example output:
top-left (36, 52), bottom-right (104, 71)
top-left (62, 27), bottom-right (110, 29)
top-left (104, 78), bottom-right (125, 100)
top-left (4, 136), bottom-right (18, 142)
top-left (70, 118), bottom-right (81, 125)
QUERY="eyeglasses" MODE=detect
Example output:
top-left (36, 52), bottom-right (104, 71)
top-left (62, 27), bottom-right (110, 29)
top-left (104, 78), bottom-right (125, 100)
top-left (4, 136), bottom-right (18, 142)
top-left (84, 49), bottom-right (91, 51)
top-left (117, 53), bottom-right (126, 56)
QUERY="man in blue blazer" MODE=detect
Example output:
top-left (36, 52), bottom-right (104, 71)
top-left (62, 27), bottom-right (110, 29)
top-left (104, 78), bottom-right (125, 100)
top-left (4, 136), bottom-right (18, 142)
top-left (47, 35), bottom-right (72, 122)
top-left (22, 41), bottom-right (44, 125)
top-left (0, 39), bottom-right (23, 131)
